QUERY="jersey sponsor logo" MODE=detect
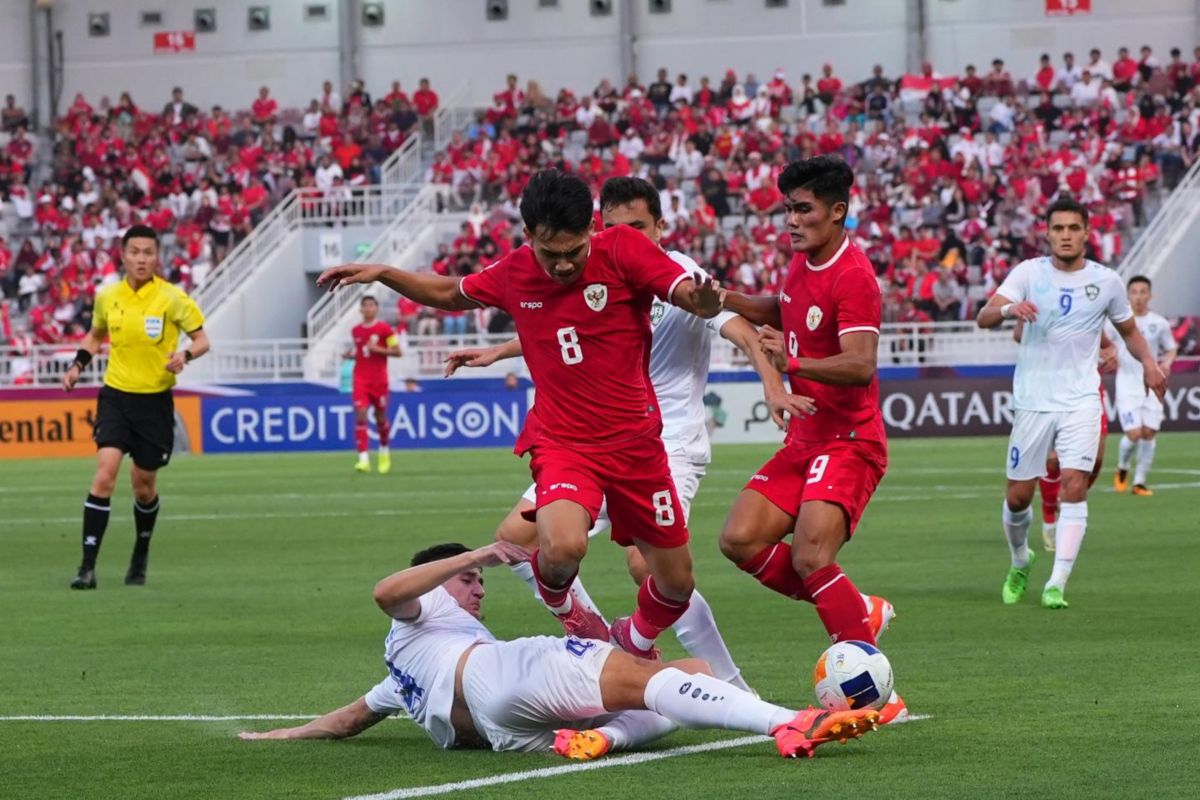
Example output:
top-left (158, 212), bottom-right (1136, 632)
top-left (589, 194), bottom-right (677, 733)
top-left (1084, 284), bottom-right (1100, 301)
top-left (549, 482), bottom-right (579, 492)
top-left (519, 301), bottom-right (543, 309)
top-left (584, 283), bottom-right (608, 312)
top-left (144, 315), bottom-right (164, 340)
top-left (750, 474), bottom-right (769, 482)
top-left (806, 305), bottom-right (824, 331)
top-left (650, 300), bottom-right (665, 326)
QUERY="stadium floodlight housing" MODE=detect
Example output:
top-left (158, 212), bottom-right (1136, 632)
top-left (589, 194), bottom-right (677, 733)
top-left (590, 0), bottom-right (613, 16)
top-left (87, 12), bottom-right (110, 37)
top-left (140, 11), bottom-right (163, 27)
top-left (486, 0), bottom-right (509, 21)
top-left (649, 0), bottom-right (672, 12)
top-left (304, 4), bottom-right (329, 21)
top-left (362, 2), bottom-right (384, 27)
top-left (248, 6), bottom-right (271, 31)
top-left (194, 8), bottom-right (217, 33)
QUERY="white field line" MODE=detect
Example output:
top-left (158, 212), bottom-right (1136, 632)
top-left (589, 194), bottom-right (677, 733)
top-left (343, 715), bottom-right (934, 800)
top-left (0, 714), bottom-right (319, 721)
top-left (6, 482), bottom-right (1200, 527)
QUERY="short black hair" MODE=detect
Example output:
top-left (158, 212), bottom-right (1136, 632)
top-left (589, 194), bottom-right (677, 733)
top-left (777, 156), bottom-right (854, 210)
top-left (1127, 275), bottom-right (1152, 290)
top-left (410, 542), bottom-right (470, 567)
top-left (520, 169), bottom-right (594, 236)
top-left (122, 225), bottom-right (160, 248)
top-left (360, 294), bottom-right (378, 305)
top-left (600, 176), bottom-right (662, 221)
top-left (1045, 196), bottom-right (1089, 227)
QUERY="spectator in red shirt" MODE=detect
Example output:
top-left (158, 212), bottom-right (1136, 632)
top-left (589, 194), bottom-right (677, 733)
top-left (251, 86), bottom-right (278, 128)
top-left (816, 63), bottom-right (842, 105)
top-left (385, 80), bottom-right (409, 108)
top-left (982, 58), bottom-right (1013, 96)
top-left (1034, 53), bottom-right (1057, 93)
top-left (413, 78), bottom-right (439, 117)
top-left (1111, 47), bottom-right (1138, 91)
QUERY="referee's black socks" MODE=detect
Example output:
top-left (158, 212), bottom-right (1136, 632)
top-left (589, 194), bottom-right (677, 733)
top-left (132, 495), bottom-right (160, 564)
top-left (81, 494), bottom-right (111, 570)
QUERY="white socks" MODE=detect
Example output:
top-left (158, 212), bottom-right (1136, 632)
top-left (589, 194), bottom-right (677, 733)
top-left (643, 667), bottom-right (793, 735)
top-left (1047, 501), bottom-right (1087, 591)
top-left (379, 446), bottom-right (389, 457)
top-left (595, 711), bottom-right (677, 751)
top-left (1117, 435), bottom-right (1135, 470)
top-left (1134, 439), bottom-right (1156, 485)
top-left (1003, 502), bottom-right (1033, 568)
top-left (357, 451), bottom-right (369, 465)
top-left (672, 592), bottom-right (751, 691)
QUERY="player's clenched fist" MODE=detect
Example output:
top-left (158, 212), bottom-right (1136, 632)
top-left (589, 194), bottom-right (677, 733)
top-left (317, 264), bottom-right (386, 291)
top-left (758, 325), bottom-right (788, 372)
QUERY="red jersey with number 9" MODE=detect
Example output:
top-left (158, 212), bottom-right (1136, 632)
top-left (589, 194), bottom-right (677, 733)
top-left (780, 235), bottom-right (886, 445)
top-left (459, 225), bottom-right (691, 454)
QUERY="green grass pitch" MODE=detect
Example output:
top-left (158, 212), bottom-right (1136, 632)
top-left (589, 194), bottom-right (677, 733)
top-left (2, 435), bottom-right (1198, 799)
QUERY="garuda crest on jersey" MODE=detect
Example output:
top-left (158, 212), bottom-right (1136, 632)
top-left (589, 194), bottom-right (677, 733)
top-left (806, 305), bottom-right (824, 331)
top-left (584, 283), bottom-right (608, 312)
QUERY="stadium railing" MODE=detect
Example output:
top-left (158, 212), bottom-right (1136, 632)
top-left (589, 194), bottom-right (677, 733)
top-left (303, 185), bottom-right (439, 342)
top-left (432, 82), bottom-right (474, 155)
top-left (1, 322), bottom-right (1023, 387)
top-left (1118, 156), bottom-right (1200, 281)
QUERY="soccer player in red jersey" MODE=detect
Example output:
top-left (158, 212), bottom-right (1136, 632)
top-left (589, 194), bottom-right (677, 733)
top-left (317, 170), bottom-right (723, 659)
top-left (719, 156), bottom-right (905, 722)
top-left (348, 295), bottom-right (401, 474)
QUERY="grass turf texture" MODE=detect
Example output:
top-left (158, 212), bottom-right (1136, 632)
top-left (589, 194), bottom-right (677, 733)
top-left (2, 435), bottom-right (1198, 799)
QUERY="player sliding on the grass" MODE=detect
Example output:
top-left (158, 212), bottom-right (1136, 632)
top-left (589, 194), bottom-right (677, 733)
top-left (238, 541), bottom-right (879, 759)
top-left (978, 197), bottom-right (1167, 610)
top-left (318, 169), bottom-right (725, 661)
top-left (444, 176), bottom-right (816, 682)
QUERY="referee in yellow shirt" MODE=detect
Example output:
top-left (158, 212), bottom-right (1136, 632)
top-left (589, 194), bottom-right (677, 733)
top-left (62, 225), bottom-right (210, 589)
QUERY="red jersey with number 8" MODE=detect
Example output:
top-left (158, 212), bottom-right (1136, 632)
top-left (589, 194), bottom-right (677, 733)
top-left (780, 235), bottom-right (886, 445)
top-left (459, 225), bottom-right (691, 454)
top-left (351, 321), bottom-right (397, 385)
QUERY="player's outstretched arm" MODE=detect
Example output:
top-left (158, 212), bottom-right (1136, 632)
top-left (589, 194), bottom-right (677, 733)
top-left (373, 542), bottom-right (530, 621)
top-left (720, 316), bottom-right (815, 429)
top-left (238, 697), bottom-right (387, 741)
top-left (316, 264), bottom-right (477, 311)
top-left (720, 290), bottom-right (782, 329)
top-left (670, 275), bottom-right (723, 319)
top-left (977, 293), bottom-right (1037, 329)
top-left (1113, 317), bottom-right (1168, 400)
top-left (771, 327), bottom-right (878, 386)
top-left (443, 339), bottom-right (522, 377)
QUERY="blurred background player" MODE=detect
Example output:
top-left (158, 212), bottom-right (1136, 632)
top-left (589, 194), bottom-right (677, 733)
top-left (718, 157), bottom-right (905, 724)
top-left (61, 225), bottom-right (209, 589)
top-left (978, 198), bottom-right (1166, 610)
top-left (347, 295), bottom-right (401, 474)
top-left (238, 540), bottom-right (879, 759)
top-left (443, 176), bottom-right (812, 690)
top-left (317, 169), bottom-right (724, 660)
top-left (1112, 276), bottom-right (1177, 496)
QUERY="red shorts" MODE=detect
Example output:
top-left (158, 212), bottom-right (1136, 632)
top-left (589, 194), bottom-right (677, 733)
top-left (523, 437), bottom-right (689, 550)
top-left (746, 439), bottom-right (888, 536)
top-left (353, 380), bottom-right (389, 409)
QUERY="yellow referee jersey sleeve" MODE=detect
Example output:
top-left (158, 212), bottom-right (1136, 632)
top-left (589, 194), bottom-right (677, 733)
top-left (93, 277), bottom-right (206, 394)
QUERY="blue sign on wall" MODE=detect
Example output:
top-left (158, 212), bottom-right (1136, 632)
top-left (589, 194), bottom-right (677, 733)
top-left (201, 390), bottom-right (528, 452)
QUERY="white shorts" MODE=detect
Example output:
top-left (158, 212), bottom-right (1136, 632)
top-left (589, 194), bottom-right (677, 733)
top-left (1007, 405), bottom-right (1101, 480)
top-left (1116, 392), bottom-right (1164, 432)
top-left (521, 446), bottom-right (707, 537)
top-left (461, 636), bottom-right (615, 752)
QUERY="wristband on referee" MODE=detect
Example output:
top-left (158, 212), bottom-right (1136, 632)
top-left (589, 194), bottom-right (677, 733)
top-left (184, 349), bottom-right (196, 363)
top-left (1000, 303), bottom-right (1015, 320)
top-left (785, 356), bottom-right (802, 375)
top-left (72, 349), bottom-right (93, 371)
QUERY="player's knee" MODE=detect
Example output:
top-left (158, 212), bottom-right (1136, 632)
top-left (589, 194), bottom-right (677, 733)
top-left (90, 473), bottom-right (116, 496)
top-left (718, 521), bottom-right (761, 564)
top-left (790, 546), bottom-right (832, 579)
top-left (1005, 484), bottom-right (1034, 511)
top-left (1141, 428), bottom-right (1156, 441)
top-left (539, 532), bottom-right (589, 568)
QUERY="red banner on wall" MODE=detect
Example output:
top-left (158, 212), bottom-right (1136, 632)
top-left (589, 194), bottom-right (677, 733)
top-left (1046, 0), bottom-right (1092, 16)
top-left (153, 31), bottom-right (196, 54)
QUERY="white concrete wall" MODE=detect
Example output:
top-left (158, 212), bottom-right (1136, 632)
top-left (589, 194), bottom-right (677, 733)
top-left (2, 0), bottom-right (1196, 115)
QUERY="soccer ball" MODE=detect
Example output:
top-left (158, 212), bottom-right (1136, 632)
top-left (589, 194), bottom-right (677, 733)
top-left (813, 640), bottom-right (893, 711)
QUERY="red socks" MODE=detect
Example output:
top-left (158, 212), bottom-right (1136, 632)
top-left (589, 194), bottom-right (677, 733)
top-left (737, 543), bottom-right (814, 602)
top-left (377, 410), bottom-right (390, 447)
top-left (802, 564), bottom-right (876, 646)
top-left (354, 420), bottom-right (369, 453)
top-left (1040, 463), bottom-right (1061, 524)
top-left (530, 548), bottom-right (575, 611)
top-left (631, 576), bottom-right (690, 641)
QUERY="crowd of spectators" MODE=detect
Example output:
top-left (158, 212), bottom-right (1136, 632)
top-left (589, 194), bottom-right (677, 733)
top-left (417, 47), bottom-right (1197, 338)
top-left (0, 78), bottom-right (439, 357)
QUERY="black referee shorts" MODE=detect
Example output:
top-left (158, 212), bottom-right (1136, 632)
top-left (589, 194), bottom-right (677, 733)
top-left (93, 386), bottom-right (175, 471)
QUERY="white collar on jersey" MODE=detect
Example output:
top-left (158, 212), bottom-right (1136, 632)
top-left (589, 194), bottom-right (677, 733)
top-left (806, 233), bottom-right (850, 272)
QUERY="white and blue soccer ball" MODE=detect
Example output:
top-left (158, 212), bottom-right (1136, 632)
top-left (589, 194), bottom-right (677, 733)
top-left (813, 640), bottom-right (893, 711)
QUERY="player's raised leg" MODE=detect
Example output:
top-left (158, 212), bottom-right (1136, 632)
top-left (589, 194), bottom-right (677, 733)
top-left (530, 497), bottom-right (610, 640)
top-left (72, 447), bottom-right (123, 589)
